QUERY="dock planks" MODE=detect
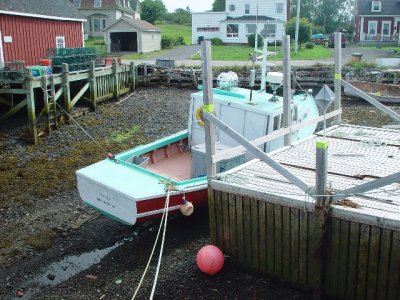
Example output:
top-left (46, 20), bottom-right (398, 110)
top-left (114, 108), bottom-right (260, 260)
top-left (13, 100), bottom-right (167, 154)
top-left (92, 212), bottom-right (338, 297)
top-left (209, 125), bottom-right (400, 299)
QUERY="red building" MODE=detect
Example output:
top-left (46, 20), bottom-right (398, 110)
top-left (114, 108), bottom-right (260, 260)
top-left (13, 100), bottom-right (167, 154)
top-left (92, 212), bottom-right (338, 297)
top-left (354, 0), bottom-right (400, 45)
top-left (0, 0), bottom-right (86, 66)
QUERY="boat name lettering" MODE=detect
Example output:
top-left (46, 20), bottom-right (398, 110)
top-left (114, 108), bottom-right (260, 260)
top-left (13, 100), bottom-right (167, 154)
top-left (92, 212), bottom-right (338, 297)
top-left (96, 193), bottom-right (116, 208)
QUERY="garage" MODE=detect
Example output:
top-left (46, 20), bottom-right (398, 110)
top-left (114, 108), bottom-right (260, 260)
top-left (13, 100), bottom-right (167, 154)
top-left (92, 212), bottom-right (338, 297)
top-left (110, 32), bottom-right (137, 52)
top-left (104, 17), bottom-right (161, 54)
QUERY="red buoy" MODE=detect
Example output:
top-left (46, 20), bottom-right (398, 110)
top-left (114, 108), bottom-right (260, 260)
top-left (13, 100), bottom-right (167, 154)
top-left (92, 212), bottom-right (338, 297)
top-left (196, 245), bottom-right (224, 275)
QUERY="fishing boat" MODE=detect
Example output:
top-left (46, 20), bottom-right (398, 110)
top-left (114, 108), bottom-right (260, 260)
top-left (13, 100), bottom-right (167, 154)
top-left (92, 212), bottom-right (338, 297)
top-left (76, 72), bottom-right (320, 225)
top-left (343, 80), bottom-right (400, 104)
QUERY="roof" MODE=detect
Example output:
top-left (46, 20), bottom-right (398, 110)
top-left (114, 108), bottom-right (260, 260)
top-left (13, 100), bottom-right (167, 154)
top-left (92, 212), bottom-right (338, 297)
top-left (104, 17), bottom-right (160, 32)
top-left (357, 0), bottom-right (400, 15)
top-left (78, 0), bottom-right (140, 13)
top-left (0, 0), bottom-right (85, 21)
top-left (224, 15), bottom-right (277, 21)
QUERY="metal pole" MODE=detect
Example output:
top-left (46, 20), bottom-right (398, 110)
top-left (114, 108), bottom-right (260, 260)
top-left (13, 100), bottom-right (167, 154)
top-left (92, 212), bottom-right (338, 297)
top-left (283, 35), bottom-right (292, 146)
top-left (200, 40), bottom-right (217, 179)
top-left (334, 31), bottom-right (342, 123)
top-left (294, 0), bottom-right (301, 54)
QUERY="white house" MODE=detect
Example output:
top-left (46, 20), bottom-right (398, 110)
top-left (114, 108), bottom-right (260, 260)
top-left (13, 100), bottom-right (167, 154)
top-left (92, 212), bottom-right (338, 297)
top-left (192, 0), bottom-right (289, 44)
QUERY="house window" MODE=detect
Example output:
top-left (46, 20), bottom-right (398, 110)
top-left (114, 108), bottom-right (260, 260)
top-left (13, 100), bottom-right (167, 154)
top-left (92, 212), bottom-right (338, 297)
top-left (264, 24), bottom-right (276, 38)
top-left (227, 24), bottom-right (239, 37)
top-left (93, 19), bottom-right (101, 32)
top-left (368, 21), bottom-right (377, 35)
top-left (56, 36), bottom-right (65, 48)
top-left (371, 1), bottom-right (381, 12)
top-left (382, 21), bottom-right (391, 37)
top-left (73, 0), bottom-right (81, 8)
top-left (94, 0), bottom-right (102, 8)
top-left (102, 19), bottom-right (106, 29)
top-left (229, 4), bottom-right (235, 12)
top-left (276, 3), bottom-right (284, 14)
top-left (246, 24), bottom-right (256, 36)
top-left (245, 4), bottom-right (250, 14)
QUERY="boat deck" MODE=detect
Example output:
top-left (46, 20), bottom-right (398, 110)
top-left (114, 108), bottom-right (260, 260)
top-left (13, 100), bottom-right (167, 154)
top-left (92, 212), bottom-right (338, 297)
top-left (211, 124), bottom-right (400, 228)
top-left (145, 151), bottom-right (192, 181)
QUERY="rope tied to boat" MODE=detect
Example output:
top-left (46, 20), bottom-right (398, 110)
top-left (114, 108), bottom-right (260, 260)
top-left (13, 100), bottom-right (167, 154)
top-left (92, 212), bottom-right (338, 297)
top-left (131, 180), bottom-right (173, 300)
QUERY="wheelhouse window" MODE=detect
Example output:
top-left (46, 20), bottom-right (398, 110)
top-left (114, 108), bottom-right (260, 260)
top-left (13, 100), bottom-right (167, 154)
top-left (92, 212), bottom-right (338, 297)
top-left (94, 0), bottom-right (102, 8)
top-left (229, 4), bottom-right (235, 11)
top-left (371, 1), bottom-right (381, 12)
top-left (276, 3), bottom-right (284, 14)
top-left (227, 24), bottom-right (239, 37)
top-left (245, 4), bottom-right (250, 14)
top-left (246, 24), bottom-right (256, 36)
top-left (56, 36), bottom-right (65, 48)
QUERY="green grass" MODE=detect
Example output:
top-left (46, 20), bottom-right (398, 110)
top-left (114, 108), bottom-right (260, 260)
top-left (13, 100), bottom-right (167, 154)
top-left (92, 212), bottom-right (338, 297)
top-left (85, 37), bottom-right (106, 56)
top-left (191, 44), bottom-right (332, 61)
top-left (155, 22), bottom-right (192, 45)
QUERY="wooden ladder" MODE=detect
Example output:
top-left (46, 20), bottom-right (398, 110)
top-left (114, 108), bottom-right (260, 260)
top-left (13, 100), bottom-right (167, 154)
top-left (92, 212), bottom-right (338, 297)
top-left (42, 75), bottom-right (58, 133)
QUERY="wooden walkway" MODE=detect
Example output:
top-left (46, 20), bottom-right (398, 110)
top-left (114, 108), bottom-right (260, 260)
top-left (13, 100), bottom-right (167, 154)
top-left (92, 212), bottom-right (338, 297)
top-left (209, 124), bottom-right (400, 299)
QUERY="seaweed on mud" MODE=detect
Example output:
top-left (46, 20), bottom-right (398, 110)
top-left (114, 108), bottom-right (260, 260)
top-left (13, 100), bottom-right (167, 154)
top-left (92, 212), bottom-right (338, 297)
top-left (25, 230), bottom-right (57, 250)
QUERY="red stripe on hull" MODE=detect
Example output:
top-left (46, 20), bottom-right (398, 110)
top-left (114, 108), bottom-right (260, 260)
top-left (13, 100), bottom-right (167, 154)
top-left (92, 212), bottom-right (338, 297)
top-left (136, 188), bottom-right (208, 223)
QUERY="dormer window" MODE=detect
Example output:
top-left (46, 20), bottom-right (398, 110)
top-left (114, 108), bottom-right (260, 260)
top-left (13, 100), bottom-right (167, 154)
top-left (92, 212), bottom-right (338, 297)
top-left (94, 0), bottom-right (102, 8)
top-left (229, 4), bottom-right (235, 12)
top-left (371, 1), bottom-right (381, 12)
top-left (73, 0), bottom-right (81, 8)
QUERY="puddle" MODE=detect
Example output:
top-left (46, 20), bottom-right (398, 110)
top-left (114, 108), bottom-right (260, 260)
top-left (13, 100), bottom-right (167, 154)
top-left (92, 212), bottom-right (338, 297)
top-left (9, 238), bottom-right (134, 300)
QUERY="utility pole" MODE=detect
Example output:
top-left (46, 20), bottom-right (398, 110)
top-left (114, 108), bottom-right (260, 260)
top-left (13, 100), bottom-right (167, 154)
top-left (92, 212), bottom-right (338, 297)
top-left (294, 0), bottom-right (301, 54)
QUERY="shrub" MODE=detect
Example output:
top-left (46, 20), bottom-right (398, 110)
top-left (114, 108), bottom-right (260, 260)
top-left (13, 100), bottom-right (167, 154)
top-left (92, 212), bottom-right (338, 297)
top-left (211, 38), bottom-right (223, 46)
top-left (161, 36), bottom-right (174, 49)
top-left (247, 33), bottom-right (264, 48)
top-left (305, 42), bottom-right (314, 49)
top-left (176, 36), bottom-right (185, 46)
top-left (267, 40), bottom-right (282, 46)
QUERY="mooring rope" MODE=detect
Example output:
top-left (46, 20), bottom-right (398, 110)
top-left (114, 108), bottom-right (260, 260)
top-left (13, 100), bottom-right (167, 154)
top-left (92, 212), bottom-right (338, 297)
top-left (131, 184), bottom-right (172, 300)
top-left (149, 186), bottom-right (171, 300)
top-left (55, 102), bottom-right (109, 154)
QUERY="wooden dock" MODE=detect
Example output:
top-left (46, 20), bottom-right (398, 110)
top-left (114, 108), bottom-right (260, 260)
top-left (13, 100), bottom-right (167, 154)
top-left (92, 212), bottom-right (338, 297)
top-left (208, 124), bottom-right (400, 299)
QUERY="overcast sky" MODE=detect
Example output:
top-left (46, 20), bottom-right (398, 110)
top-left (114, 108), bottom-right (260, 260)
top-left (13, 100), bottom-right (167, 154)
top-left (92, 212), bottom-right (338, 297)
top-left (162, 0), bottom-right (214, 12)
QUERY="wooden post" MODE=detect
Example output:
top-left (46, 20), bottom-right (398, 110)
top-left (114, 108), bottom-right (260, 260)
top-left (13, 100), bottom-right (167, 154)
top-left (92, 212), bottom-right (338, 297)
top-left (283, 35), bottom-right (292, 146)
top-left (89, 61), bottom-right (97, 110)
top-left (144, 63), bottom-right (148, 86)
top-left (41, 75), bottom-right (51, 133)
top-left (334, 31), bottom-right (342, 123)
top-left (24, 68), bottom-right (37, 144)
top-left (129, 62), bottom-right (136, 91)
top-left (112, 59), bottom-right (119, 100)
top-left (314, 139), bottom-right (329, 299)
top-left (315, 140), bottom-right (328, 207)
top-left (201, 40), bottom-right (217, 179)
top-left (191, 67), bottom-right (198, 88)
top-left (62, 63), bottom-right (71, 122)
top-left (167, 69), bottom-right (171, 87)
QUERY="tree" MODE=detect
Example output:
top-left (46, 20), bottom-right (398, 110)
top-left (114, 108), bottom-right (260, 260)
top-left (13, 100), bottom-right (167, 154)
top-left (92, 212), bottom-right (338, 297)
top-left (141, 0), bottom-right (167, 24)
top-left (285, 17), bottom-right (312, 49)
top-left (212, 0), bottom-right (225, 12)
top-left (290, 0), bottom-right (353, 33)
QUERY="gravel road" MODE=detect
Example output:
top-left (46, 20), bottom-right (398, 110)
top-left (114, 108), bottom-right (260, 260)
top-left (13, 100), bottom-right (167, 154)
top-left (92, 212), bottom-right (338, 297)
top-left (0, 84), bottom-right (399, 299)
